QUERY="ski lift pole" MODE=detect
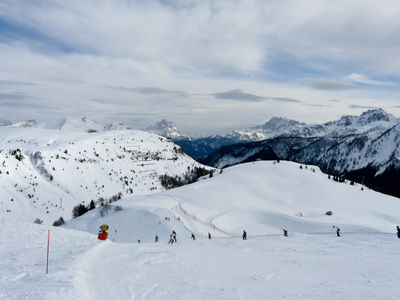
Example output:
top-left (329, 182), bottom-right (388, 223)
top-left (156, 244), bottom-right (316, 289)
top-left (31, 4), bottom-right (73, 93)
top-left (46, 230), bottom-right (50, 274)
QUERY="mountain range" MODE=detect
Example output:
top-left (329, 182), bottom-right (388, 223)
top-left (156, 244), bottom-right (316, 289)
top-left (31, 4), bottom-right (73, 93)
top-left (4, 109), bottom-right (400, 198)
top-left (199, 109), bottom-right (400, 198)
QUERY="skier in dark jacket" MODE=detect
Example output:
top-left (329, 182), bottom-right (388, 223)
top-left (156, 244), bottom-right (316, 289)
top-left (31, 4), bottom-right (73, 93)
top-left (191, 233), bottom-right (196, 240)
top-left (336, 227), bottom-right (340, 237)
top-left (397, 226), bottom-right (400, 238)
top-left (168, 231), bottom-right (177, 244)
top-left (208, 232), bottom-right (211, 240)
top-left (283, 229), bottom-right (288, 237)
top-left (242, 230), bottom-right (247, 240)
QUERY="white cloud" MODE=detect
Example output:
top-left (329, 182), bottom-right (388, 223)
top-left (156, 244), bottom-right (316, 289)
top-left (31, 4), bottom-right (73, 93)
top-left (345, 73), bottom-right (396, 87)
top-left (0, 0), bottom-right (400, 133)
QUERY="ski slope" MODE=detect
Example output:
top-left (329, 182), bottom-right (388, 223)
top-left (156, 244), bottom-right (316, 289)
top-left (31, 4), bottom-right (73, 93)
top-left (0, 127), bottom-right (212, 224)
top-left (2, 161), bottom-right (400, 299)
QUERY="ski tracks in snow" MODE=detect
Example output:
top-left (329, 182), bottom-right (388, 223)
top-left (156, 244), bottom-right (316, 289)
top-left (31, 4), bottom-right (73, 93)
top-left (71, 240), bottom-right (168, 300)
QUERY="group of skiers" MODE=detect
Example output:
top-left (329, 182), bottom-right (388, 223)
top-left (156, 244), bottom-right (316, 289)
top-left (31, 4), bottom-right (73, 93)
top-left (160, 226), bottom-right (344, 244)
top-left (164, 231), bottom-right (213, 244)
top-left (102, 225), bottom-right (400, 243)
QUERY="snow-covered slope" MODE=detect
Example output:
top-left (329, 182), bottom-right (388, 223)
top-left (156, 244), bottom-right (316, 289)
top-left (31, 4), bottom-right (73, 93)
top-left (115, 161), bottom-right (400, 236)
top-left (2, 161), bottom-right (400, 299)
top-left (0, 127), bottom-right (212, 225)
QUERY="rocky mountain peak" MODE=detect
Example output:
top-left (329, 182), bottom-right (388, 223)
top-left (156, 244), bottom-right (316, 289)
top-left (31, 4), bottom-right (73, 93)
top-left (357, 108), bottom-right (392, 124)
top-left (259, 117), bottom-right (305, 131)
top-left (145, 119), bottom-right (183, 138)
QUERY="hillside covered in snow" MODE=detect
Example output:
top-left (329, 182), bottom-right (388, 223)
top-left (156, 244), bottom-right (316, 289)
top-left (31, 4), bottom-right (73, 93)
top-left (1, 161), bottom-right (400, 299)
top-left (201, 109), bottom-right (400, 198)
top-left (0, 127), bottom-right (212, 225)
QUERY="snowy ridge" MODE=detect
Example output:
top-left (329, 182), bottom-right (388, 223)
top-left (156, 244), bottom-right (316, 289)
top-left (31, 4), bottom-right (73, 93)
top-left (0, 127), bottom-right (212, 225)
top-left (174, 109), bottom-right (400, 161)
top-left (68, 160), bottom-right (400, 239)
top-left (227, 108), bottom-right (398, 141)
top-left (200, 110), bottom-right (400, 198)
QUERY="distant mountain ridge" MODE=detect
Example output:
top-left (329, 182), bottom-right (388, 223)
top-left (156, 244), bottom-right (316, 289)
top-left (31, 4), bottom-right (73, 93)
top-left (144, 119), bottom-right (183, 139)
top-left (200, 109), bottom-right (400, 198)
top-left (0, 117), bottom-right (133, 132)
top-left (171, 108), bottom-right (399, 160)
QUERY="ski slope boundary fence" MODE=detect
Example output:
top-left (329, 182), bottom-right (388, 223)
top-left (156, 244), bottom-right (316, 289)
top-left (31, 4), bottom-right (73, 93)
top-left (178, 204), bottom-right (240, 237)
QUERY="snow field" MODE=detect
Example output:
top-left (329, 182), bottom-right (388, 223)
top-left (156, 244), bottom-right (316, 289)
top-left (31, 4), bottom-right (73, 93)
top-left (2, 160), bottom-right (400, 299)
top-left (2, 221), bottom-right (400, 299)
top-left (0, 127), bottom-right (212, 224)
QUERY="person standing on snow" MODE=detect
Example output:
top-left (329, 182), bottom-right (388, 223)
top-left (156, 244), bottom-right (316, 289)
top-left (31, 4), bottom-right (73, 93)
top-left (208, 232), bottom-right (211, 240)
top-left (396, 226), bottom-right (400, 238)
top-left (336, 227), bottom-right (341, 237)
top-left (191, 233), bottom-right (196, 240)
top-left (283, 229), bottom-right (288, 237)
top-left (155, 235), bottom-right (159, 243)
top-left (242, 230), bottom-right (247, 240)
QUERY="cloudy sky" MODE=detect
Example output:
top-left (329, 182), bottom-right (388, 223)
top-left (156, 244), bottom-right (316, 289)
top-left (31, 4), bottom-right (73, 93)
top-left (1, 0), bottom-right (400, 134)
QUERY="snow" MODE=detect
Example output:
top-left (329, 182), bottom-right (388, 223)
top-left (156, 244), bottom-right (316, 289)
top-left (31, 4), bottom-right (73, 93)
top-left (2, 160), bottom-right (400, 299)
top-left (0, 127), bottom-right (212, 224)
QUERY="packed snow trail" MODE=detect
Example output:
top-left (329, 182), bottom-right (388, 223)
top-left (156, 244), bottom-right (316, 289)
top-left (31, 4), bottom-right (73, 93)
top-left (69, 233), bottom-right (400, 300)
top-left (0, 222), bottom-right (98, 300)
top-left (3, 222), bottom-right (400, 299)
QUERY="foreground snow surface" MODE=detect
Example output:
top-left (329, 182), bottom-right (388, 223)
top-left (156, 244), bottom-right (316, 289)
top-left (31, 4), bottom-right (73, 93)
top-left (2, 161), bottom-right (400, 299)
top-left (1, 222), bottom-right (399, 300)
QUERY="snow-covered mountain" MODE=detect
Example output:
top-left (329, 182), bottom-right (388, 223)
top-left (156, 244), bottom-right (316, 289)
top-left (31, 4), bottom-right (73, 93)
top-left (226, 117), bottom-right (306, 141)
top-left (0, 117), bottom-right (133, 132)
top-left (201, 109), bottom-right (400, 198)
top-left (2, 161), bottom-right (400, 299)
top-left (7, 119), bottom-right (37, 128)
top-left (0, 127), bottom-right (213, 225)
top-left (145, 119), bottom-right (183, 139)
top-left (175, 108), bottom-right (400, 160)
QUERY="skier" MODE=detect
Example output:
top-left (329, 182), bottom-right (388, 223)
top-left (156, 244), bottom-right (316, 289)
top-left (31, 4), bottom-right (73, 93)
top-left (396, 226), bottom-right (400, 238)
top-left (168, 231), bottom-right (177, 244)
top-left (138, 239), bottom-right (141, 244)
top-left (242, 230), bottom-right (247, 240)
top-left (283, 229), bottom-right (288, 237)
top-left (336, 226), bottom-right (340, 237)
top-left (191, 233), bottom-right (196, 240)
top-left (168, 234), bottom-right (174, 244)
top-left (155, 235), bottom-right (159, 243)
top-left (208, 232), bottom-right (211, 240)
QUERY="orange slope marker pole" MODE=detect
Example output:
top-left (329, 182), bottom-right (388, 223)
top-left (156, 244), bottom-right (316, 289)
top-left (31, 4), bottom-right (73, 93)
top-left (46, 230), bottom-right (50, 274)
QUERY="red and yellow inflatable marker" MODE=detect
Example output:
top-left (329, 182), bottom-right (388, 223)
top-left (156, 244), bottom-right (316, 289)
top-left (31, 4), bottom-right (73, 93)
top-left (98, 224), bottom-right (109, 240)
